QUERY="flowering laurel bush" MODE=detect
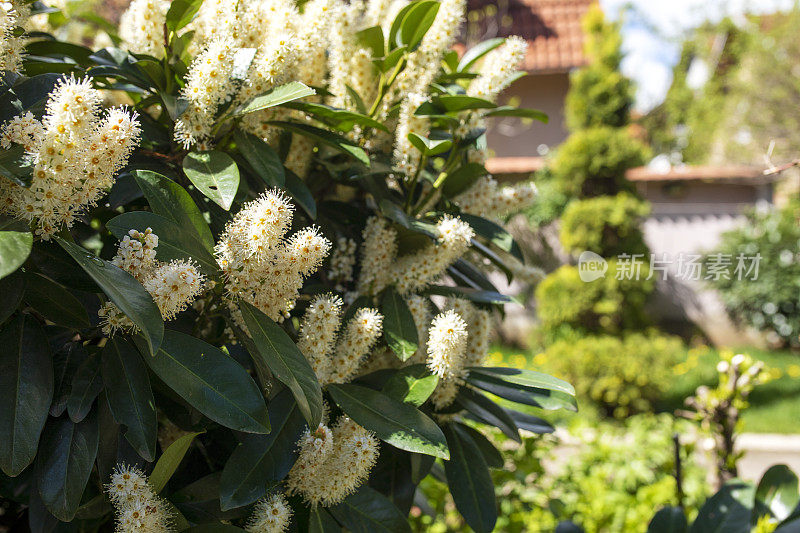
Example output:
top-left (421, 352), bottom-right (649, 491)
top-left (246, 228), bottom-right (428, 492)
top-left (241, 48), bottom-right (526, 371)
top-left (0, 0), bottom-right (575, 531)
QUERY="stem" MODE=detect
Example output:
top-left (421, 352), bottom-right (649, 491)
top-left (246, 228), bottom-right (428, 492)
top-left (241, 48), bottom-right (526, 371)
top-left (368, 58), bottom-right (406, 118)
top-left (404, 153), bottom-right (426, 213)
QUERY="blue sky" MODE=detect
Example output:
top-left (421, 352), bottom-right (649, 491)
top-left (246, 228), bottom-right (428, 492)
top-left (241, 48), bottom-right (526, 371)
top-left (598, 0), bottom-right (796, 111)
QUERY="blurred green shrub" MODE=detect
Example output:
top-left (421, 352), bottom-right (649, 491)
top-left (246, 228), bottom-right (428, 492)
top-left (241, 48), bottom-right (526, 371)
top-left (534, 263), bottom-right (654, 342)
top-left (706, 203), bottom-right (800, 348)
top-left (560, 194), bottom-right (650, 257)
top-left (549, 127), bottom-right (650, 198)
top-left (542, 332), bottom-right (685, 417)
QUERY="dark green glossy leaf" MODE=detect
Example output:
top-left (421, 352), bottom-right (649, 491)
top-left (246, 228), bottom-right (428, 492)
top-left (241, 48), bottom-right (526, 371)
top-left (468, 367), bottom-right (575, 396)
top-left (0, 230), bottom-right (32, 279)
top-left (466, 369), bottom-right (577, 411)
top-left (382, 364), bottom-right (437, 406)
top-left (220, 389), bottom-right (306, 510)
top-left (0, 144), bottom-right (33, 186)
top-left (233, 130), bottom-right (285, 188)
top-left (425, 285), bottom-right (513, 304)
top-left (327, 383), bottom-right (449, 459)
top-left (138, 330), bottom-right (270, 434)
top-left (106, 211), bottom-right (218, 277)
top-left (356, 25), bottom-right (385, 58)
top-left (407, 133), bottom-right (451, 156)
top-left (380, 287), bottom-right (418, 361)
top-left (441, 162), bottom-right (488, 197)
top-left (456, 387), bottom-right (519, 442)
top-left (443, 424), bottom-right (497, 533)
top-left (459, 213), bottom-right (524, 262)
top-left (505, 408), bottom-right (554, 434)
top-left (309, 507), bottom-right (342, 533)
top-left (689, 483), bottom-right (753, 533)
top-left (755, 465), bottom-right (799, 522)
top-left (183, 526), bottom-right (247, 532)
top-left (102, 337), bottom-right (157, 462)
top-left (149, 431), bottom-right (203, 493)
top-left (183, 150), bottom-right (240, 211)
top-left (23, 272), bottom-right (90, 329)
top-left (239, 301), bottom-right (322, 428)
top-left (284, 168), bottom-right (317, 219)
top-left (431, 95), bottom-right (496, 113)
top-left (270, 121), bottom-right (369, 165)
top-left (50, 343), bottom-right (87, 417)
top-left (454, 423), bottom-right (503, 468)
top-left (165, 0), bottom-right (204, 31)
top-left (283, 101), bottom-right (388, 133)
top-left (0, 271), bottom-right (24, 325)
top-left (648, 507), bottom-right (688, 533)
top-left (36, 412), bottom-right (99, 521)
top-left (484, 105), bottom-right (548, 122)
top-left (232, 81), bottom-right (315, 116)
top-left (132, 169), bottom-right (214, 250)
top-left (0, 314), bottom-right (53, 476)
top-left (56, 238), bottom-right (163, 355)
top-left (66, 349), bottom-right (103, 423)
top-left (329, 486), bottom-right (412, 533)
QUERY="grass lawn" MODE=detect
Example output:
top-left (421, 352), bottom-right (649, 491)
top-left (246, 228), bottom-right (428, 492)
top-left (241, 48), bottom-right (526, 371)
top-left (487, 344), bottom-right (800, 434)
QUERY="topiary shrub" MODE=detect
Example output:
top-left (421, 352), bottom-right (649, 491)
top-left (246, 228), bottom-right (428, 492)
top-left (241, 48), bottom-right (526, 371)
top-left (550, 127), bottom-right (651, 197)
top-left (534, 263), bottom-right (654, 342)
top-left (559, 193), bottom-right (650, 257)
top-left (706, 202), bottom-right (800, 347)
top-left (540, 332), bottom-right (685, 417)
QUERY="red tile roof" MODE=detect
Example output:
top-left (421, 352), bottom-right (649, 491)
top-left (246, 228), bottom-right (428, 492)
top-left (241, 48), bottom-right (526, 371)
top-left (465, 0), bottom-right (593, 73)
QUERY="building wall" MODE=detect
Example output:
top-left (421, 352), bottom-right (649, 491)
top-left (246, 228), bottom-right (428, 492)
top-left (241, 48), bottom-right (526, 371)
top-left (485, 72), bottom-right (570, 158)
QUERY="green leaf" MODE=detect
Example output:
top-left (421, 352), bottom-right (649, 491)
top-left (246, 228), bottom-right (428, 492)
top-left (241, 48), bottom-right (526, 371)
top-left (137, 330), bottom-right (270, 434)
top-left (284, 168), bottom-right (317, 219)
top-left (466, 369), bottom-right (577, 411)
top-left (0, 314), bottom-right (53, 476)
top-left (0, 230), bottom-right (32, 279)
top-left (454, 423), bottom-right (503, 468)
top-left (271, 121), bottom-right (369, 165)
top-left (23, 272), bottom-right (90, 329)
top-left (165, 0), bottom-right (204, 31)
top-left (0, 270), bottom-right (24, 325)
top-left (440, 162), bottom-right (488, 197)
top-left (468, 367), bottom-right (575, 396)
top-left (106, 211), bottom-right (218, 277)
top-left (380, 287), bottom-right (418, 361)
top-left (0, 144), bottom-right (33, 186)
top-left (102, 337), bottom-right (157, 462)
top-left (183, 526), bottom-right (247, 533)
top-left (356, 25), bottom-right (385, 58)
top-left (755, 465), bottom-right (799, 522)
top-left (149, 431), bottom-right (203, 493)
top-left (233, 130), bottom-right (285, 188)
top-left (282, 101), bottom-right (388, 133)
top-left (36, 411), bottom-right (99, 521)
top-left (457, 38), bottom-right (505, 72)
top-left (431, 95), bottom-right (497, 113)
top-left (327, 383), bottom-right (449, 459)
top-left (484, 105), bottom-right (548, 123)
top-left (309, 507), bottom-right (342, 533)
top-left (395, 0), bottom-right (440, 50)
top-left (505, 408), bottom-right (554, 434)
top-left (329, 486), bottom-right (412, 533)
top-left (443, 424), bottom-right (497, 533)
top-left (455, 387), bottom-right (519, 442)
top-left (425, 285), bottom-right (513, 304)
top-left (220, 389), bottom-right (306, 510)
top-left (648, 507), bottom-right (688, 533)
top-left (183, 150), bottom-right (240, 211)
top-left (231, 81), bottom-right (316, 117)
top-left (459, 213), bottom-right (525, 262)
top-left (382, 364), bottom-right (437, 406)
top-left (51, 343), bottom-right (87, 418)
top-left (67, 349), bottom-right (103, 423)
top-left (690, 483), bottom-right (753, 533)
top-left (132, 169), bottom-right (214, 250)
top-left (56, 238), bottom-right (163, 355)
top-left (239, 301), bottom-right (323, 428)
top-left (407, 133), bottom-right (451, 156)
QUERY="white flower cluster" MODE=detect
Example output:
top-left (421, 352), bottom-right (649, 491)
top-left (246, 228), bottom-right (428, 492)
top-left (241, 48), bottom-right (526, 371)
top-left (328, 237), bottom-right (356, 291)
top-left (355, 216), bottom-right (397, 296)
top-left (99, 228), bottom-right (205, 333)
top-left (245, 492), bottom-right (292, 533)
top-left (453, 175), bottom-right (537, 222)
top-left (0, 76), bottom-right (141, 238)
top-left (1, 0), bottom-right (28, 72)
top-left (215, 190), bottom-right (331, 324)
top-left (106, 465), bottom-right (173, 533)
top-left (392, 92), bottom-right (429, 176)
top-left (468, 36), bottom-right (527, 101)
top-left (119, 0), bottom-right (169, 58)
top-left (426, 309), bottom-right (468, 379)
top-left (286, 417), bottom-right (379, 506)
top-left (296, 293), bottom-right (384, 384)
top-left (392, 215), bottom-right (474, 295)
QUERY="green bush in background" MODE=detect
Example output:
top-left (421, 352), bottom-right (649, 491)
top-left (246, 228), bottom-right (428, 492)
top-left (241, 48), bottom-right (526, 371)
top-left (542, 332), bottom-right (685, 417)
top-left (560, 193), bottom-right (650, 256)
top-left (706, 202), bottom-right (800, 347)
top-left (535, 262), bottom-right (654, 342)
